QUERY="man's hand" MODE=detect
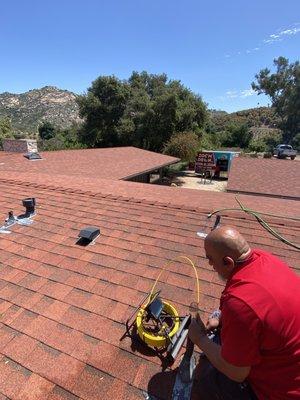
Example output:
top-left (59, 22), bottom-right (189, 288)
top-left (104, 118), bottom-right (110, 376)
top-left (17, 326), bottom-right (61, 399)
top-left (206, 316), bottom-right (220, 331)
top-left (188, 313), bottom-right (207, 347)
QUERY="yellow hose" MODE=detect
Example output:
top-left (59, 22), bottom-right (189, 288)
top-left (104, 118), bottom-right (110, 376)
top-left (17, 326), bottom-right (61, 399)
top-left (145, 255), bottom-right (200, 308)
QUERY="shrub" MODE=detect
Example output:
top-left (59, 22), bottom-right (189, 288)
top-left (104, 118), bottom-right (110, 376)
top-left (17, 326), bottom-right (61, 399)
top-left (163, 132), bottom-right (199, 161)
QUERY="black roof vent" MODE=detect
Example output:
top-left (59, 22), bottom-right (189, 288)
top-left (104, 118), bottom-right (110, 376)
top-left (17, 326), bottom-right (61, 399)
top-left (19, 198), bottom-right (36, 218)
top-left (77, 226), bottom-right (100, 246)
top-left (24, 152), bottom-right (42, 160)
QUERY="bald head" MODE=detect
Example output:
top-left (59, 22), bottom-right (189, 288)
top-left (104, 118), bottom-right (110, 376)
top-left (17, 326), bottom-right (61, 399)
top-left (204, 226), bottom-right (251, 280)
top-left (205, 226), bottom-right (250, 261)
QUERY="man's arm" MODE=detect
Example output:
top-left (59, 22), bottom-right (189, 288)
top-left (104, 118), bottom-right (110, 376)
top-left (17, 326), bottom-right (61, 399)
top-left (188, 317), bottom-right (251, 382)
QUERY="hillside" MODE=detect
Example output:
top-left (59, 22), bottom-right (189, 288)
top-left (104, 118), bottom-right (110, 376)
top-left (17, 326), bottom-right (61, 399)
top-left (0, 86), bottom-right (82, 135)
top-left (210, 106), bottom-right (281, 133)
top-left (0, 85), bottom-right (281, 140)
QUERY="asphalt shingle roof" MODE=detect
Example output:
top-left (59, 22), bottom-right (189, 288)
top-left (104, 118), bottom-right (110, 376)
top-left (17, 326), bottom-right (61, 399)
top-left (0, 151), bottom-right (299, 399)
top-left (227, 157), bottom-right (300, 199)
top-left (0, 147), bottom-right (179, 181)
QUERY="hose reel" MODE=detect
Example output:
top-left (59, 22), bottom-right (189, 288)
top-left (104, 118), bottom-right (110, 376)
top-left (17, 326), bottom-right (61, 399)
top-left (120, 255), bottom-right (200, 363)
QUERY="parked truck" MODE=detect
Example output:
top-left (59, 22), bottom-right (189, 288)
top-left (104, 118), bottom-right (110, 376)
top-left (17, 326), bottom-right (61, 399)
top-left (273, 144), bottom-right (297, 160)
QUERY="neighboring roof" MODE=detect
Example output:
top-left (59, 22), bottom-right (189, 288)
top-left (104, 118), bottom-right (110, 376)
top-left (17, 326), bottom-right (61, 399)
top-left (227, 157), bottom-right (300, 199)
top-left (0, 147), bottom-right (179, 181)
top-left (0, 171), bottom-right (299, 399)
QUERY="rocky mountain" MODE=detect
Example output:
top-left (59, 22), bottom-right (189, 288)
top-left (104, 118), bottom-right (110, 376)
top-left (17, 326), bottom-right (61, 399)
top-left (0, 86), bottom-right (82, 135)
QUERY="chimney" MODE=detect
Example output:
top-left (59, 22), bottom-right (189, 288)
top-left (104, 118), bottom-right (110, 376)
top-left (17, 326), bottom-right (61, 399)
top-left (2, 139), bottom-right (38, 153)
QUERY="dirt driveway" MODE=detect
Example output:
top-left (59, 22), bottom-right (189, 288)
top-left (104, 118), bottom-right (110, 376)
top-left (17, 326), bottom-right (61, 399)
top-left (167, 171), bottom-right (228, 192)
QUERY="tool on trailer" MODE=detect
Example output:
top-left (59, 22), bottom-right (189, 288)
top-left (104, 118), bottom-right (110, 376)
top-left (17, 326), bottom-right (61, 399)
top-left (120, 256), bottom-right (200, 364)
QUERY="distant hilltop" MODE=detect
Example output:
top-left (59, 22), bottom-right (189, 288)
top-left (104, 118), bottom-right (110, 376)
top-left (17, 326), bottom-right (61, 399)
top-left (210, 106), bottom-right (280, 140)
top-left (0, 85), bottom-right (279, 138)
top-left (0, 86), bottom-right (82, 135)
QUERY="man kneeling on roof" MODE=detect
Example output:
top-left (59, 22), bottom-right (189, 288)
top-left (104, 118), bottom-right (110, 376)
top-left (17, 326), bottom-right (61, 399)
top-left (188, 226), bottom-right (300, 400)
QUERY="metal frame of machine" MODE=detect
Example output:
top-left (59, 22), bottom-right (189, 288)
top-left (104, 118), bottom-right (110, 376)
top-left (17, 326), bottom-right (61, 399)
top-left (120, 290), bottom-right (191, 364)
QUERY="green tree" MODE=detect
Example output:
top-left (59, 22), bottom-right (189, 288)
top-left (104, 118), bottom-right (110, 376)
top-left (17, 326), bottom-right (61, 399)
top-left (292, 132), bottom-right (300, 151)
top-left (252, 57), bottom-right (300, 143)
top-left (0, 117), bottom-right (13, 148)
top-left (58, 123), bottom-right (84, 149)
top-left (77, 72), bottom-right (207, 151)
top-left (163, 132), bottom-right (199, 161)
top-left (77, 76), bottom-right (130, 147)
top-left (129, 73), bottom-right (207, 151)
top-left (38, 121), bottom-right (56, 140)
top-left (220, 124), bottom-right (253, 149)
top-left (248, 130), bottom-right (282, 153)
top-left (248, 138), bottom-right (266, 153)
top-left (38, 123), bottom-right (86, 151)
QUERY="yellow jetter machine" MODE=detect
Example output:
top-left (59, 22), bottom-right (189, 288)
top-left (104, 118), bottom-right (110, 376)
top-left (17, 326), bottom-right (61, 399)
top-left (122, 290), bottom-right (191, 363)
top-left (121, 256), bottom-right (200, 363)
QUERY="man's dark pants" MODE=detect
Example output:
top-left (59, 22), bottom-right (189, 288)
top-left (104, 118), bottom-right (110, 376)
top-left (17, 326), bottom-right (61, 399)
top-left (196, 334), bottom-right (258, 400)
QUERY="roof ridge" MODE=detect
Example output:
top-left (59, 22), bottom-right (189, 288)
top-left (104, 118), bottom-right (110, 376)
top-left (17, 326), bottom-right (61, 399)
top-left (0, 176), bottom-right (205, 214)
top-left (0, 171), bottom-right (299, 218)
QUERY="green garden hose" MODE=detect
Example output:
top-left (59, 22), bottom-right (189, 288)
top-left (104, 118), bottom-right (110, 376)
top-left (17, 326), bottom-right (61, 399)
top-left (207, 198), bottom-right (300, 251)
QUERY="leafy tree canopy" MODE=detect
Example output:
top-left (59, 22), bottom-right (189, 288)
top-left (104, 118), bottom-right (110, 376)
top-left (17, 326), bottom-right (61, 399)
top-left (38, 121), bottom-right (56, 140)
top-left (0, 117), bottom-right (13, 148)
top-left (220, 124), bottom-right (253, 149)
top-left (38, 123), bottom-right (85, 151)
top-left (252, 57), bottom-right (300, 143)
top-left (77, 72), bottom-right (207, 151)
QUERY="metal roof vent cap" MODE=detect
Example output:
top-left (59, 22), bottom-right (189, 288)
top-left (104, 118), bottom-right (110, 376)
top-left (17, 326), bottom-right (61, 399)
top-left (24, 152), bottom-right (42, 160)
top-left (77, 226), bottom-right (100, 246)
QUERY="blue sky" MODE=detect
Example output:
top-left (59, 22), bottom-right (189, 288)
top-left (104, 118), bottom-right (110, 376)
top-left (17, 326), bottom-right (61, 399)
top-left (1, 0), bottom-right (299, 112)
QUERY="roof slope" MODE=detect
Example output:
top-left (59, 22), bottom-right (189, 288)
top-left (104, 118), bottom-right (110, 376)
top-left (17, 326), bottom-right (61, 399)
top-left (227, 157), bottom-right (300, 199)
top-left (0, 176), bottom-right (299, 399)
top-left (0, 147), bottom-right (179, 181)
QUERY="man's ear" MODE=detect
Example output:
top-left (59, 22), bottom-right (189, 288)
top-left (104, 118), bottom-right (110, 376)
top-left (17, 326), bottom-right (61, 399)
top-left (223, 256), bottom-right (235, 269)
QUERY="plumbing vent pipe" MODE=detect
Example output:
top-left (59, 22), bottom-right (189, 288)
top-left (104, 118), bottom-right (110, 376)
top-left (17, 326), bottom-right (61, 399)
top-left (22, 198), bottom-right (36, 218)
top-left (5, 211), bottom-right (16, 226)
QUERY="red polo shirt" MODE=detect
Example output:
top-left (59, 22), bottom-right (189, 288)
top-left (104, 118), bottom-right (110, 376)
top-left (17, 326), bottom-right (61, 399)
top-left (220, 249), bottom-right (300, 399)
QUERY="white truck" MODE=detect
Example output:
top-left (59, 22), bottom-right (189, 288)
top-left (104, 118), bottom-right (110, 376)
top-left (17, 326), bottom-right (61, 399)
top-left (273, 144), bottom-right (297, 160)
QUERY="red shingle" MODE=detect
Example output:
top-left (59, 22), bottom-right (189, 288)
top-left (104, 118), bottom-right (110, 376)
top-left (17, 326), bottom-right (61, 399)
top-left (71, 365), bottom-right (115, 400)
top-left (227, 157), bottom-right (300, 199)
top-left (16, 373), bottom-right (55, 400)
top-left (46, 385), bottom-right (80, 400)
top-left (0, 324), bottom-right (20, 351)
top-left (0, 358), bottom-right (32, 399)
top-left (2, 333), bottom-right (38, 364)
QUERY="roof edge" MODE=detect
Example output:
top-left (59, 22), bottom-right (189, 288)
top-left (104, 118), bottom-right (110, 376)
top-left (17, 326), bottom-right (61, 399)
top-left (227, 189), bottom-right (300, 201)
top-left (121, 158), bottom-right (180, 180)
